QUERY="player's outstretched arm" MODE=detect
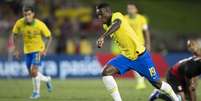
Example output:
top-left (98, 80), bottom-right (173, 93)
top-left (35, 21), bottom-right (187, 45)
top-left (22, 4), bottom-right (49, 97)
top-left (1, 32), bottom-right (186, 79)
top-left (10, 33), bottom-right (20, 59)
top-left (41, 36), bottom-right (52, 56)
top-left (97, 19), bottom-right (121, 48)
top-left (103, 19), bottom-right (121, 37)
top-left (143, 29), bottom-right (151, 51)
top-left (45, 36), bottom-right (52, 52)
top-left (178, 92), bottom-right (186, 101)
top-left (187, 77), bottom-right (197, 101)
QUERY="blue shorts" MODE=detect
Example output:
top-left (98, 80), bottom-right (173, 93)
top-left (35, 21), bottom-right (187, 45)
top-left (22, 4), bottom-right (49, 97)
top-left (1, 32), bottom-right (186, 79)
top-left (107, 50), bottom-right (160, 83)
top-left (25, 52), bottom-right (41, 69)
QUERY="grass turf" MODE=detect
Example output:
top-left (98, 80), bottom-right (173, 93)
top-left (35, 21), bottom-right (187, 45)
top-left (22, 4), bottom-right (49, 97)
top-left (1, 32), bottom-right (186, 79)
top-left (0, 79), bottom-right (200, 101)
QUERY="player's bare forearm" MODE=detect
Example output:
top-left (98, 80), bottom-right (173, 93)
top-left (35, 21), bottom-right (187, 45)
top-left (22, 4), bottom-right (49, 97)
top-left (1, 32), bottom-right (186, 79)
top-left (10, 33), bottom-right (20, 58)
top-left (45, 36), bottom-right (52, 53)
top-left (189, 89), bottom-right (196, 101)
top-left (102, 19), bottom-right (121, 37)
top-left (178, 92), bottom-right (186, 101)
top-left (10, 33), bottom-right (17, 50)
top-left (188, 78), bottom-right (197, 101)
top-left (9, 33), bottom-right (20, 52)
top-left (97, 19), bottom-right (121, 48)
top-left (143, 30), bottom-right (151, 51)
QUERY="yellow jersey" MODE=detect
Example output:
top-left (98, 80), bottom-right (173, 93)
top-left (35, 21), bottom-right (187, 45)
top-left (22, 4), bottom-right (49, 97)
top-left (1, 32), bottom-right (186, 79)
top-left (103, 12), bottom-right (145, 60)
top-left (12, 18), bottom-right (51, 54)
top-left (125, 14), bottom-right (148, 45)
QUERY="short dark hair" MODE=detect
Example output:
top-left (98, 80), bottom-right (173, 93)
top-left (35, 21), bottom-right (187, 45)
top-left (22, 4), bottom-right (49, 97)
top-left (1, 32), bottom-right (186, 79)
top-left (127, 2), bottom-right (143, 14)
top-left (22, 5), bottom-right (35, 12)
top-left (96, 3), bottom-right (111, 10)
top-left (96, 3), bottom-right (112, 15)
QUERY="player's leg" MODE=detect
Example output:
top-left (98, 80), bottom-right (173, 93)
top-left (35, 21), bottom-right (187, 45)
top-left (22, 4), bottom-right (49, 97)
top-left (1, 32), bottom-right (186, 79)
top-left (37, 72), bottom-right (52, 92)
top-left (102, 65), bottom-right (122, 101)
top-left (102, 55), bottom-right (130, 101)
top-left (151, 80), bottom-right (180, 101)
top-left (30, 65), bottom-right (41, 99)
top-left (28, 52), bottom-right (52, 99)
top-left (25, 53), bottom-right (41, 99)
top-left (130, 50), bottom-right (179, 101)
top-left (134, 71), bottom-right (146, 89)
top-left (146, 67), bottom-right (179, 101)
top-left (31, 52), bottom-right (52, 92)
top-left (166, 70), bottom-right (184, 101)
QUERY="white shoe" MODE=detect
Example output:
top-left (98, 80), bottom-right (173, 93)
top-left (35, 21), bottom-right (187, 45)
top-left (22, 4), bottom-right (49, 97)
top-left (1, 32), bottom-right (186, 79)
top-left (30, 92), bottom-right (40, 99)
top-left (46, 76), bottom-right (53, 92)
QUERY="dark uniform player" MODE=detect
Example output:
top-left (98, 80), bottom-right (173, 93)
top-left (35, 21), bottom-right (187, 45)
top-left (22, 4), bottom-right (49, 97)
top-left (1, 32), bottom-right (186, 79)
top-left (149, 39), bottom-right (201, 101)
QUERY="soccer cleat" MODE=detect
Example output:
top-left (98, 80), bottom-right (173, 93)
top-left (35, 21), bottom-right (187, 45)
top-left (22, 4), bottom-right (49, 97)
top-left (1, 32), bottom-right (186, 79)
top-left (149, 89), bottom-right (160, 100)
top-left (30, 92), bottom-right (40, 99)
top-left (46, 76), bottom-right (53, 92)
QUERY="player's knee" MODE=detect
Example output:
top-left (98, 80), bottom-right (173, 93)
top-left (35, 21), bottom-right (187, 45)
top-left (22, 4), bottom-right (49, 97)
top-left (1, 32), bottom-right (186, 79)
top-left (31, 70), bottom-right (37, 77)
top-left (102, 68), bottom-right (112, 76)
top-left (151, 80), bottom-right (162, 89)
top-left (155, 83), bottom-right (162, 89)
top-left (31, 66), bottom-right (38, 77)
top-left (102, 65), bottom-right (117, 76)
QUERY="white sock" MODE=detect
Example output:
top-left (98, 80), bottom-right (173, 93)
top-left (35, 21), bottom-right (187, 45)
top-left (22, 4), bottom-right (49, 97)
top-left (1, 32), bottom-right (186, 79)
top-left (102, 76), bottom-right (122, 101)
top-left (32, 77), bottom-right (40, 94)
top-left (160, 81), bottom-right (179, 101)
top-left (37, 72), bottom-right (50, 82)
top-left (135, 71), bottom-right (145, 84)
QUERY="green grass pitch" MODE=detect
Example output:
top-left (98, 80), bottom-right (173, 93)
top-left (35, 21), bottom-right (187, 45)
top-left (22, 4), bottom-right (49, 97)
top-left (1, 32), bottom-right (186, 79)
top-left (0, 79), bottom-right (201, 101)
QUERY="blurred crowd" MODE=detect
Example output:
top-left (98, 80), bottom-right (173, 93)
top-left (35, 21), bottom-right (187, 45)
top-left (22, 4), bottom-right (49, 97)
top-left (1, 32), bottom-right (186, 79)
top-left (0, 0), bottom-right (103, 55)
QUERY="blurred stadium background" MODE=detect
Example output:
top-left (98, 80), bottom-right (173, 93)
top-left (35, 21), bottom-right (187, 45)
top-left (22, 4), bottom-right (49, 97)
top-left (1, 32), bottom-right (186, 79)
top-left (0, 0), bottom-right (201, 101)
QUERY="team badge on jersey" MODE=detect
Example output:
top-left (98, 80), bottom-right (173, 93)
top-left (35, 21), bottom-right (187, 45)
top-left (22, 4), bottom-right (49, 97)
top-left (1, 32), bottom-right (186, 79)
top-left (149, 67), bottom-right (156, 77)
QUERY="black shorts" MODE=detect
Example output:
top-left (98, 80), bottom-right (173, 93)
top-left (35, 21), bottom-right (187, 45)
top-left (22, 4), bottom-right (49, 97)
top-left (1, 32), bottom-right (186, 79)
top-left (166, 71), bottom-right (185, 93)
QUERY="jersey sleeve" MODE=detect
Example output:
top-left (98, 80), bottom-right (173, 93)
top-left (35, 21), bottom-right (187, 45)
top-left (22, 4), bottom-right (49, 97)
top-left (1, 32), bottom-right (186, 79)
top-left (142, 16), bottom-right (148, 30)
top-left (41, 22), bottom-right (51, 37)
top-left (111, 12), bottom-right (124, 23)
top-left (103, 24), bottom-right (108, 31)
top-left (12, 20), bottom-right (21, 35)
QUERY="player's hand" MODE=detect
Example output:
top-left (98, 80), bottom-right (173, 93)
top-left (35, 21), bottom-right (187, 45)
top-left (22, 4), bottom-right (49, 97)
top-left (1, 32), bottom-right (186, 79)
top-left (13, 49), bottom-right (20, 59)
top-left (40, 50), bottom-right (47, 57)
top-left (97, 35), bottom-right (105, 48)
top-left (146, 44), bottom-right (151, 52)
top-left (189, 78), bottom-right (197, 91)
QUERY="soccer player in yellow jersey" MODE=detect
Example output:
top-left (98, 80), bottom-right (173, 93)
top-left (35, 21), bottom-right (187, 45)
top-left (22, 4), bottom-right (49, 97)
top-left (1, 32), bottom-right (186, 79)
top-left (126, 3), bottom-right (150, 50)
top-left (96, 3), bottom-right (179, 101)
top-left (10, 6), bottom-right (53, 99)
top-left (125, 3), bottom-right (151, 89)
